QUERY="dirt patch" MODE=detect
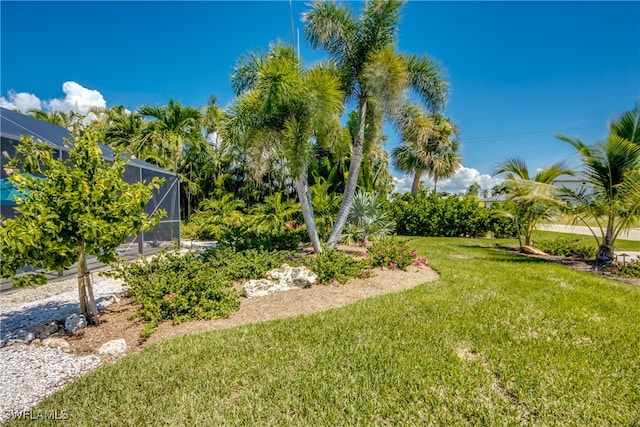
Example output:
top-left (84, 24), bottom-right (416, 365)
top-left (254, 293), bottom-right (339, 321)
top-left (67, 266), bottom-right (439, 357)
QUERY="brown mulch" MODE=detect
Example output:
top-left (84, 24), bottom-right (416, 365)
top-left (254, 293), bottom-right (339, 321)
top-left (66, 265), bottom-right (439, 358)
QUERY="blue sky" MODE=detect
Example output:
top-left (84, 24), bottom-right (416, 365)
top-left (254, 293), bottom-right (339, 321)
top-left (1, 1), bottom-right (638, 193)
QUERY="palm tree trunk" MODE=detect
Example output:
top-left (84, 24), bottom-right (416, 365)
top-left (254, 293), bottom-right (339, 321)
top-left (295, 171), bottom-right (323, 253)
top-left (77, 243), bottom-right (100, 325)
top-left (433, 177), bottom-right (438, 193)
top-left (327, 98), bottom-right (367, 249)
top-left (411, 171), bottom-right (422, 196)
top-left (597, 214), bottom-right (616, 264)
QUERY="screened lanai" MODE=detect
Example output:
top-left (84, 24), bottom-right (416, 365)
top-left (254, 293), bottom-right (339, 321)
top-left (0, 107), bottom-right (180, 289)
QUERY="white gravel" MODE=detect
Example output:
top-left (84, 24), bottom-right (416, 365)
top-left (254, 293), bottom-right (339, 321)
top-left (0, 274), bottom-right (127, 424)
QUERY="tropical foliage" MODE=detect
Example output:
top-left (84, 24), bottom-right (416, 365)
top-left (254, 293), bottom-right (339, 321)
top-left (556, 104), bottom-right (640, 263)
top-left (0, 130), bottom-right (164, 323)
top-left (303, 0), bottom-right (448, 248)
top-left (493, 157), bottom-right (573, 248)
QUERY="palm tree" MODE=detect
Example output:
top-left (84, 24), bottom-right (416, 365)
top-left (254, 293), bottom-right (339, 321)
top-left (425, 114), bottom-right (461, 192)
top-left (27, 109), bottom-right (83, 130)
top-left (137, 100), bottom-right (208, 220)
top-left (493, 157), bottom-right (574, 248)
top-left (556, 105), bottom-right (640, 263)
top-left (137, 100), bottom-right (205, 174)
top-left (226, 43), bottom-right (344, 252)
top-left (303, 0), bottom-right (448, 249)
top-left (249, 192), bottom-right (300, 235)
top-left (393, 110), bottom-right (461, 196)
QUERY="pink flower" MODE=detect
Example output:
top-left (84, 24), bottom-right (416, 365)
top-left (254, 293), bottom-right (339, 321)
top-left (168, 292), bottom-right (175, 298)
top-left (390, 262), bottom-right (398, 270)
top-left (412, 251), bottom-right (418, 257)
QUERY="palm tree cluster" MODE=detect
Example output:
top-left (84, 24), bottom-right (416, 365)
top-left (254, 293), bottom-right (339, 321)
top-left (26, 0), bottom-right (452, 253)
top-left (494, 104), bottom-right (640, 262)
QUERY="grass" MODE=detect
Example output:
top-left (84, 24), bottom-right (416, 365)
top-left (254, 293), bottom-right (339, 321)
top-left (531, 230), bottom-right (640, 252)
top-left (9, 237), bottom-right (640, 426)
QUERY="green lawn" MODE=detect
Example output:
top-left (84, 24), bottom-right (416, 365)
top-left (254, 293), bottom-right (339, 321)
top-left (531, 230), bottom-right (640, 252)
top-left (11, 237), bottom-right (640, 426)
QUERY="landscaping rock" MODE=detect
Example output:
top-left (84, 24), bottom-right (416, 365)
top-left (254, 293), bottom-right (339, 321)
top-left (14, 329), bottom-right (36, 343)
top-left (42, 338), bottom-right (71, 352)
top-left (243, 264), bottom-right (317, 298)
top-left (64, 314), bottom-right (87, 332)
top-left (36, 321), bottom-right (60, 339)
top-left (522, 246), bottom-right (547, 256)
top-left (98, 339), bottom-right (127, 357)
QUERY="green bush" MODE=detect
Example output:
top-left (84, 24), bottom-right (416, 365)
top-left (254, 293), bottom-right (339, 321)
top-left (537, 237), bottom-right (597, 259)
top-left (385, 190), bottom-right (516, 238)
top-left (368, 238), bottom-right (423, 270)
top-left (303, 249), bottom-right (370, 285)
top-left (606, 260), bottom-right (640, 278)
top-left (201, 245), bottom-right (299, 281)
top-left (110, 250), bottom-right (240, 339)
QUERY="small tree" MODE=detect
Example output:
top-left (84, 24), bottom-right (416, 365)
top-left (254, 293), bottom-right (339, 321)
top-left (0, 129), bottom-right (164, 324)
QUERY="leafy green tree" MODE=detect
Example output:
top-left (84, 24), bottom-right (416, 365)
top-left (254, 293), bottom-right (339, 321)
top-left (0, 129), bottom-right (164, 324)
top-left (493, 157), bottom-right (573, 248)
top-left (556, 105), bottom-right (640, 263)
top-left (227, 43), bottom-right (344, 252)
top-left (303, 0), bottom-right (448, 248)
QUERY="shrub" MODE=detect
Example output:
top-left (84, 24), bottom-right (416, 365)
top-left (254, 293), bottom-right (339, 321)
top-left (201, 245), bottom-right (299, 281)
top-left (303, 249), bottom-right (370, 285)
top-left (110, 250), bottom-right (240, 339)
top-left (368, 238), bottom-right (424, 270)
top-left (385, 191), bottom-right (506, 238)
top-left (537, 237), bottom-right (597, 259)
top-left (605, 260), bottom-right (640, 278)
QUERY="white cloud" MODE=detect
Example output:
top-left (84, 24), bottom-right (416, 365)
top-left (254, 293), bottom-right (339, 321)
top-left (46, 81), bottom-right (106, 114)
top-left (393, 166), bottom-right (504, 195)
top-left (0, 90), bottom-right (42, 112)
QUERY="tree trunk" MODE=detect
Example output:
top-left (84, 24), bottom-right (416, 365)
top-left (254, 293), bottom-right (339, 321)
top-left (514, 217), bottom-right (523, 251)
top-left (327, 98), bottom-right (367, 249)
top-left (411, 171), bottom-right (422, 196)
top-left (597, 215), bottom-right (616, 265)
top-left (295, 171), bottom-right (323, 253)
top-left (433, 178), bottom-right (438, 193)
top-left (77, 244), bottom-right (100, 325)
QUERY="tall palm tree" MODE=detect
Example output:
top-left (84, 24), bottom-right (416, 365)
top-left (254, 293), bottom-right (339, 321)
top-left (425, 114), bottom-right (461, 192)
top-left (494, 157), bottom-right (574, 248)
top-left (137, 100), bottom-right (205, 174)
top-left (556, 106), bottom-right (640, 263)
top-left (226, 43), bottom-right (344, 252)
top-left (303, 0), bottom-right (448, 249)
top-left (393, 110), bottom-right (461, 196)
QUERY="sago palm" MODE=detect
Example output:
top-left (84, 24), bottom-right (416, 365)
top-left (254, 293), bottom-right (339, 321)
top-left (304, 0), bottom-right (448, 249)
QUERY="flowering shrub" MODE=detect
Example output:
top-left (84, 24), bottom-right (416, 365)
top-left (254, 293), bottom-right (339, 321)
top-left (604, 259), bottom-right (640, 278)
top-left (368, 239), bottom-right (425, 270)
top-left (110, 249), bottom-right (240, 339)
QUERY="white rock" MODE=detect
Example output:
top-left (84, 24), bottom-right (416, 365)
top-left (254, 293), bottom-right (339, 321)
top-left (243, 264), bottom-right (317, 298)
top-left (14, 329), bottom-right (36, 343)
top-left (64, 314), bottom-right (87, 332)
top-left (98, 339), bottom-right (127, 356)
top-left (42, 338), bottom-right (71, 352)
